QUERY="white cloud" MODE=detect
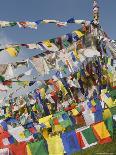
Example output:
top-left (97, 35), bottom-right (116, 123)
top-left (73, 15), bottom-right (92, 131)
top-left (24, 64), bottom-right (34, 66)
top-left (0, 31), bottom-right (12, 48)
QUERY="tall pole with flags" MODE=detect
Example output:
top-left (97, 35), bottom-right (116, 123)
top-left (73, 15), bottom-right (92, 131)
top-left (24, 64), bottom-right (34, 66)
top-left (93, 0), bottom-right (99, 26)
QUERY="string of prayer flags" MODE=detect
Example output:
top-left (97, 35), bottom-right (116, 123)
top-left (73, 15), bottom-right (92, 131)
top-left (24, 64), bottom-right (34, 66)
top-left (0, 27), bottom-right (87, 57)
top-left (0, 18), bottom-right (90, 29)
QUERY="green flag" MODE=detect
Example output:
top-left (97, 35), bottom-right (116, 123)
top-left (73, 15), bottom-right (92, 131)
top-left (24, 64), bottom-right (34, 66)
top-left (105, 117), bottom-right (113, 136)
top-left (28, 140), bottom-right (48, 155)
top-left (82, 127), bottom-right (97, 144)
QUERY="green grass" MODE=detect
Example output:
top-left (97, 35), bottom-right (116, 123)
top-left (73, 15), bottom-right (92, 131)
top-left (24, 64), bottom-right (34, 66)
top-left (72, 136), bottom-right (116, 155)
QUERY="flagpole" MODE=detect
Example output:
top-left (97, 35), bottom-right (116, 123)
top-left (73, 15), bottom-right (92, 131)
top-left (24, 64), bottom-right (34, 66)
top-left (93, 0), bottom-right (99, 26)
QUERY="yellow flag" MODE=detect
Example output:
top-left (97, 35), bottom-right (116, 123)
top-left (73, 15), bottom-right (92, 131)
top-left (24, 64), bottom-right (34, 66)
top-left (101, 89), bottom-right (107, 94)
top-left (92, 122), bottom-right (111, 139)
top-left (6, 46), bottom-right (20, 57)
top-left (73, 30), bottom-right (84, 37)
top-left (47, 135), bottom-right (64, 155)
top-left (108, 58), bottom-right (111, 65)
top-left (39, 115), bottom-right (52, 128)
top-left (71, 109), bottom-right (79, 116)
top-left (18, 81), bottom-right (29, 87)
top-left (43, 40), bottom-right (52, 47)
top-left (77, 71), bottom-right (81, 79)
top-left (103, 109), bottom-right (112, 120)
top-left (101, 92), bottom-right (115, 108)
top-left (40, 88), bottom-right (46, 99)
top-left (105, 98), bottom-right (115, 108)
top-left (53, 125), bottom-right (65, 132)
top-left (5, 113), bottom-right (11, 118)
top-left (91, 99), bottom-right (96, 106)
top-left (19, 132), bottom-right (25, 139)
top-left (57, 80), bottom-right (68, 96)
top-left (32, 105), bottom-right (37, 111)
top-left (73, 48), bottom-right (79, 60)
top-left (42, 128), bottom-right (49, 140)
top-left (26, 145), bottom-right (32, 155)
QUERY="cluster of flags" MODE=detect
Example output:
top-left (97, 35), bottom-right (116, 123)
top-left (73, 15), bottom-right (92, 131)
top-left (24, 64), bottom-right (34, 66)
top-left (0, 0), bottom-right (115, 154)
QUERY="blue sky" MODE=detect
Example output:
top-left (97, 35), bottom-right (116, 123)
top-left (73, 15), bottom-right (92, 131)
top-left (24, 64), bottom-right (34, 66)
top-left (0, 0), bottom-right (116, 98)
top-left (0, 0), bottom-right (116, 63)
